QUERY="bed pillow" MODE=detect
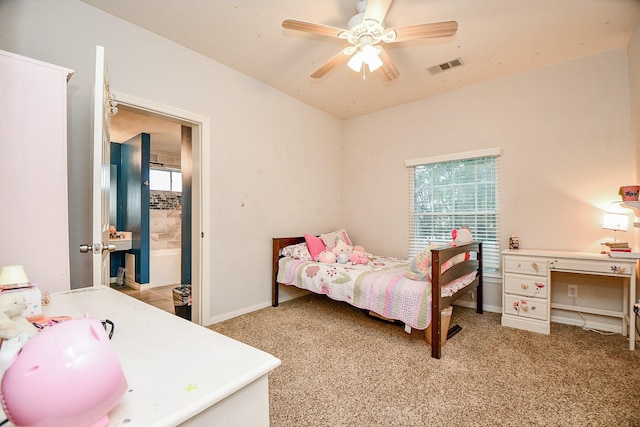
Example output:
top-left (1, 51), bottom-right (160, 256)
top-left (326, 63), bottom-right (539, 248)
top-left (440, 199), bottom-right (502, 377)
top-left (280, 243), bottom-right (313, 261)
top-left (405, 243), bottom-right (439, 281)
top-left (320, 229), bottom-right (352, 251)
top-left (304, 234), bottom-right (326, 261)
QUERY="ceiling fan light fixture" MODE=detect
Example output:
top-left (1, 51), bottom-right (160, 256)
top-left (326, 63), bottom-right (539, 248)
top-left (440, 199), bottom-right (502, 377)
top-left (362, 44), bottom-right (383, 71)
top-left (347, 51), bottom-right (365, 72)
top-left (348, 43), bottom-right (382, 73)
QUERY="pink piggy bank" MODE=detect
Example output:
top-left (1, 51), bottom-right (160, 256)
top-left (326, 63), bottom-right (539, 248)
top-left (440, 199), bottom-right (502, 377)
top-left (1, 316), bottom-right (128, 427)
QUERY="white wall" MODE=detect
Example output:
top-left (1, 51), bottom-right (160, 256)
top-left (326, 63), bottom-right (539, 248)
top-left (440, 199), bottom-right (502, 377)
top-left (628, 20), bottom-right (640, 315)
top-left (628, 20), bottom-right (640, 251)
top-left (0, 0), bottom-right (343, 323)
top-left (342, 48), bottom-right (636, 327)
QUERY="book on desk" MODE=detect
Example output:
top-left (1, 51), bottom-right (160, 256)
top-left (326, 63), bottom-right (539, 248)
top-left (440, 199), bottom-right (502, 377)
top-left (602, 242), bottom-right (640, 259)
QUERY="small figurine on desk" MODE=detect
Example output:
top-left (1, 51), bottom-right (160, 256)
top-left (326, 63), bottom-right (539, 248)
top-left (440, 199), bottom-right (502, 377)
top-left (509, 235), bottom-right (520, 250)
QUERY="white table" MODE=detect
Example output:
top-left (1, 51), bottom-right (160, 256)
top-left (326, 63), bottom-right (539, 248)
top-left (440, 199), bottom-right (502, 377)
top-left (502, 249), bottom-right (638, 350)
top-left (18, 286), bottom-right (280, 426)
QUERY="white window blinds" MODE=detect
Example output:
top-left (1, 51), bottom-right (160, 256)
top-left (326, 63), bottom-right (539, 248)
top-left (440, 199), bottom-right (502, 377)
top-left (406, 148), bottom-right (501, 273)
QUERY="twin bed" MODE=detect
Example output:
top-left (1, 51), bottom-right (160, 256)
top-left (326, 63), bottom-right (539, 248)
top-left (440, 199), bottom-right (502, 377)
top-left (272, 236), bottom-right (483, 359)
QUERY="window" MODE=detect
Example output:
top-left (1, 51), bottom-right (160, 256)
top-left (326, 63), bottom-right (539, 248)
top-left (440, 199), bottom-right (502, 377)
top-left (150, 168), bottom-right (182, 192)
top-left (406, 148), bottom-right (501, 273)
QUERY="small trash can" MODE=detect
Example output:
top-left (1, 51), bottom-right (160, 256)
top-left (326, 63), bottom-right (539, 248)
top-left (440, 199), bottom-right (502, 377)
top-left (172, 285), bottom-right (192, 320)
top-left (115, 267), bottom-right (125, 286)
top-left (425, 306), bottom-right (453, 346)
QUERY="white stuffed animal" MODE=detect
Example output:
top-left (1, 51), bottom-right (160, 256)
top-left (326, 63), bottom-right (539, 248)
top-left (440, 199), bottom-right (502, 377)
top-left (0, 294), bottom-right (37, 340)
top-left (452, 227), bottom-right (473, 245)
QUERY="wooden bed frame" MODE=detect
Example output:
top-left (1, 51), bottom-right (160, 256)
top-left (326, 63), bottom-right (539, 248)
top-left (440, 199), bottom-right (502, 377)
top-left (271, 237), bottom-right (483, 359)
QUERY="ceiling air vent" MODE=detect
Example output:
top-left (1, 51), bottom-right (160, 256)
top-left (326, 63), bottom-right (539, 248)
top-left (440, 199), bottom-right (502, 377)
top-left (428, 58), bottom-right (464, 75)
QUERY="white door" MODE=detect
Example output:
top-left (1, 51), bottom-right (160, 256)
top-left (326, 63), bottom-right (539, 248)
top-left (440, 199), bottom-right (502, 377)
top-left (81, 45), bottom-right (115, 286)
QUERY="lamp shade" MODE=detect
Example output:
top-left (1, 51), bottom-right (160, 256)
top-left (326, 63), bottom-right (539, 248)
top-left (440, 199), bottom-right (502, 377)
top-left (602, 213), bottom-right (629, 232)
top-left (0, 265), bottom-right (30, 287)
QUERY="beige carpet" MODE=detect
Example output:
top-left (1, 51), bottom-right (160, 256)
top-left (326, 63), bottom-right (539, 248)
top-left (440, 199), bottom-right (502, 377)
top-left (209, 294), bottom-right (640, 426)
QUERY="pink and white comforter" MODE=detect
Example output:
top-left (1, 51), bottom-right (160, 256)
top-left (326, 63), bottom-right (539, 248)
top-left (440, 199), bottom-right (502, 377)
top-left (277, 255), bottom-right (477, 330)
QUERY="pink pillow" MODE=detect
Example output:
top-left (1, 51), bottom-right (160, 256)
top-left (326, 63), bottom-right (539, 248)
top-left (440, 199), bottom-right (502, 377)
top-left (304, 234), bottom-right (326, 261)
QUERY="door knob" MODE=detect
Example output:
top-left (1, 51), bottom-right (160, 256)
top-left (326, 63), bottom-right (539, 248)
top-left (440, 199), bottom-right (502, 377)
top-left (79, 243), bottom-right (116, 254)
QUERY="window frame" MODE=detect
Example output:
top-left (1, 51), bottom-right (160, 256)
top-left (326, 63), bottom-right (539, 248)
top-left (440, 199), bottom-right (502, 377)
top-left (149, 167), bottom-right (182, 193)
top-left (406, 148), bottom-right (501, 275)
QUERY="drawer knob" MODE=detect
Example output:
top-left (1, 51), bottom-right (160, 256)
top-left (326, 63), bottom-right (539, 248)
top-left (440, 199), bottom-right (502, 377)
top-left (521, 283), bottom-right (529, 290)
top-left (531, 262), bottom-right (539, 272)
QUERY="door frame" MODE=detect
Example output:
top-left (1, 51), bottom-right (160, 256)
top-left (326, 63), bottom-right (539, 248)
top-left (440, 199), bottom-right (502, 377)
top-left (112, 91), bottom-right (211, 326)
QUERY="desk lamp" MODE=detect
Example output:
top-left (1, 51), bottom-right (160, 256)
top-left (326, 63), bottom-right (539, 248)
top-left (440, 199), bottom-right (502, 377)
top-left (602, 213), bottom-right (629, 242)
top-left (0, 265), bottom-right (30, 290)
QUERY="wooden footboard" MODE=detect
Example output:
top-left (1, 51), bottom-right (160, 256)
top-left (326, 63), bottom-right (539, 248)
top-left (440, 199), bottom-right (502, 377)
top-left (430, 242), bottom-right (483, 359)
top-left (272, 237), bottom-right (305, 307)
top-left (272, 237), bottom-right (483, 359)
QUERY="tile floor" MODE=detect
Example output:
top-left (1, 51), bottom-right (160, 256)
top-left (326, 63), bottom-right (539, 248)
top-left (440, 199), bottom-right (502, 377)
top-left (112, 283), bottom-right (176, 314)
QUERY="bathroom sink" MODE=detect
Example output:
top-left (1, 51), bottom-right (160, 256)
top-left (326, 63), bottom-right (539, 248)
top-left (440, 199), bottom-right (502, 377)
top-left (109, 231), bottom-right (132, 251)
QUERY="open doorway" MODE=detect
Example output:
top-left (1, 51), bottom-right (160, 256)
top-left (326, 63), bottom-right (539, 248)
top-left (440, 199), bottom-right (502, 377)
top-left (107, 93), bottom-right (211, 326)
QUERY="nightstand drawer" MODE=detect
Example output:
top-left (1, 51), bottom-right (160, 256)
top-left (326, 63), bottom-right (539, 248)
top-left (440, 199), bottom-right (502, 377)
top-left (504, 273), bottom-right (548, 298)
top-left (503, 257), bottom-right (548, 277)
top-left (504, 294), bottom-right (549, 321)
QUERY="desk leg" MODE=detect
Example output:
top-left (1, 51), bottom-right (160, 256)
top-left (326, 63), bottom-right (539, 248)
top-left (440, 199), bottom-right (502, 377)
top-left (623, 281), bottom-right (629, 338)
top-left (630, 269), bottom-right (636, 351)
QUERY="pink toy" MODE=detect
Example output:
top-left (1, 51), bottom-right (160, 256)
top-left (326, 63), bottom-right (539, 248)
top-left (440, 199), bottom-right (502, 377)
top-left (1, 316), bottom-right (128, 427)
top-left (349, 244), bottom-right (371, 265)
top-left (349, 251), bottom-right (369, 265)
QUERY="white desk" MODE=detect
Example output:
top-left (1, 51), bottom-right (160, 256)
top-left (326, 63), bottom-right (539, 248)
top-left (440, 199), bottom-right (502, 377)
top-left (502, 249), bottom-right (638, 350)
top-left (9, 286), bottom-right (281, 426)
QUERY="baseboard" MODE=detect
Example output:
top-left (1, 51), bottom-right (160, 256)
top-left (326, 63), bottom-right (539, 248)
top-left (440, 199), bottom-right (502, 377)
top-left (551, 314), bottom-right (623, 334)
top-left (123, 277), bottom-right (149, 291)
top-left (207, 294), bottom-right (500, 327)
top-left (453, 299), bottom-right (501, 314)
top-left (207, 301), bottom-right (272, 325)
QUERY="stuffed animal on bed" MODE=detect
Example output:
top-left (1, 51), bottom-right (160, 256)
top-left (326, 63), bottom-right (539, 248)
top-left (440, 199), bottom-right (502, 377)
top-left (350, 245), bottom-right (371, 265)
top-left (332, 240), bottom-right (353, 264)
top-left (318, 250), bottom-right (337, 264)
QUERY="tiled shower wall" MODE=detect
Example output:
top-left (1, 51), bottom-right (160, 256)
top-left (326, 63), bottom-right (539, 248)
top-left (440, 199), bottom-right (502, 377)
top-left (150, 147), bottom-right (181, 250)
top-left (150, 148), bottom-right (180, 169)
top-left (150, 208), bottom-right (181, 250)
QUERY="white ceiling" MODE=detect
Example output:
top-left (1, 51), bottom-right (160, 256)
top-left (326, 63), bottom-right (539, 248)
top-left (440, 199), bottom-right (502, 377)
top-left (91, 0), bottom-right (640, 146)
top-left (110, 104), bottom-right (183, 151)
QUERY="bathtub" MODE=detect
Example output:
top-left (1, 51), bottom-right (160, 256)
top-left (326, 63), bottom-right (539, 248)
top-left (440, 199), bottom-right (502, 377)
top-left (150, 248), bottom-right (182, 288)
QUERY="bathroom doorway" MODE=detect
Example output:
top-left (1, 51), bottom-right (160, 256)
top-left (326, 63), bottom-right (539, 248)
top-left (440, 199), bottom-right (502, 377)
top-left (108, 93), bottom-right (210, 325)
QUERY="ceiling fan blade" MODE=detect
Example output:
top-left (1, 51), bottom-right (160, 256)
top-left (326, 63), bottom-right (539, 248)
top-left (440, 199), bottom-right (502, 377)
top-left (377, 47), bottom-right (399, 81)
top-left (282, 19), bottom-right (347, 39)
top-left (363, 0), bottom-right (393, 24)
top-left (310, 49), bottom-right (352, 78)
top-left (387, 21), bottom-right (458, 43)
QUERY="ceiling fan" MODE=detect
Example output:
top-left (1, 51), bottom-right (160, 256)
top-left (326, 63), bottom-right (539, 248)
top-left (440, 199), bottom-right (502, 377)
top-left (282, 0), bottom-right (458, 80)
